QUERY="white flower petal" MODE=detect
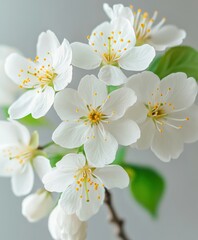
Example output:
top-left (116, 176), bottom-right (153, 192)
top-left (52, 38), bottom-right (72, 73)
top-left (32, 86), bottom-right (55, 119)
top-left (119, 44), bottom-right (155, 71)
top-left (77, 178), bottom-right (105, 221)
top-left (52, 122), bottom-right (90, 149)
top-left (54, 88), bottom-right (86, 120)
top-left (11, 162), bottom-right (34, 196)
top-left (103, 87), bottom-right (137, 120)
top-left (60, 183), bottom-right (81, 215)
top-left (71, 42), bottom-right (101, 70)
top-left (5, 53), bottom-right (36, 86)
top-left (48, 205), bottom-right (60, 239)
top-left (33, 156), bottom-right (51, 180)
top-left (103, 3), bottom-right (134, 25)
top-left (126, 71), bottom-right (160, 102)
top-left (37, 30), bottom-right (60, 57)
top-left (94, 165), bottom-right (129, 189)
top-left (98, 65), bottom-right (127, 86)
top-left (8, 90), bottom-right (39, 119)
top-left (107, 119), bottom-right (140, 146)
top-left (149, 25), bottom-right (186, 51)
top-left (125, 102), bottom-right (148, 124)
top-left (78, 75), bottom-right (108, 107)
top-left (53, 65), bottom-right (73, 91)
top-left (151, 126), bottom-right (184, 162)
top-left (56, 153), bottom-right (86, 171)
top-left (0, 120), bottom-right (30, 146)
top-left (133, 119), bottom-right (155, 150)
top-left (160, 73), bottom-right (197, 110)
top-left (0, 158), bottom-right (21, 177)
top-left (43, 168), bottom-right (74, 193)
top-left (84, 127), bottom-right (118, 167)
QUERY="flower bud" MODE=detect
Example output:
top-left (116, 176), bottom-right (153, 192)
top-left (48, 204), bottom-right (87, 240)
top-left (22, 189), bottom-right (54, 222)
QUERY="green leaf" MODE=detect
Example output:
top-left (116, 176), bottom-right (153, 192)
top-left (113, 147), bottom-right (126, 165)
top-left (107, 85), bottom-right (119, 94)
top-left (148, 46), bottom-right (198, 80)
top-left (1, 106), bottom-right (49, 126)
top-left (49, 154), bottom-right (64, 168)
top-left (125, 164), bottom-right (165, 217)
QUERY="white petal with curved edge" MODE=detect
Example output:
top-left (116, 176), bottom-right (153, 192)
top-left (43, 168), bottom-right (74, 193)
top-left (133, 119), bottom-right (155, 150)
top-left (84, 127), bottom-right (118, 167)
top-left (107, 119), bottom-right (140, 146)
top-left (94, 165), bottom-right (129, 189)
top-left (5, 53), bottom-right (36, 86)
top-left (126, 71), bottom-right (160, 103)
top-left (11, 162), bottom-right (34, 196)
top-left (98, 65), bottom-right (127, 86)
top-left (151, 126), bottom-right (184, 162)
top-left (8, 90), bottom-right (39, 119)
top-left (103, 87), bottom-right (137, 120)
top-left (54, 88), bottom-right (86, 120)
top-left (119, 45), bottom-right (155, 71)
top-left (71, 42), bottom-right (101, 70)
top-left (33, 156), bottom-right (51, 180)
top-left (32, 87), bottom-right (55, 119)
top-left (53, 65), bottom-right (72, 91)
top-left (37, 30), bottom-right (60, 57)
top-left (160, 73), bottom-right (197, 110)
top-left (52, 122), bottom-right (90, 148)
top-left (0, 120), bottom-right (30, 146)
top-left (103, 3), bottom-right (134, 25)
top-left (78, 75), bottom-right (108, 107)
top-left (56, 153), bottom-right (85, 171)
top-left (149, 25), bottom-right (186, 51)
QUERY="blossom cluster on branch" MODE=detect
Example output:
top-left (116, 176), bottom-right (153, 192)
top-left (0, 3), bottom-right (197, 240)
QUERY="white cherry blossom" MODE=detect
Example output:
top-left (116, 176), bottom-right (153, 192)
top-left (0, 120), bottom-right (51, 196)
top-left (43, 153), bottom-right (129, 221)
top-left (49, 203), bottom-right (87, 240)
top-left (126, 71), bottom-right (198, 162)
top-left (22, 189), bottom-right (54, 222)
top-left (5, 30), bottom-right (72, 119)
top-left (103, 3), bottom-right (186, 51)
top-left (53, 75), bottom-right (140, 167)
top-left (71, 18), bottom-right (155, 85)
top-left (0, 45), bottom-right (21, 106)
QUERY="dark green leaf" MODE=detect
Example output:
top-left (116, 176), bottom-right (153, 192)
top-left (148, 46), bottom-right (198, 80)
top-left (125, 164), bottom-right (165, 217)
top-left (113, 147), bottom-right (126, 165)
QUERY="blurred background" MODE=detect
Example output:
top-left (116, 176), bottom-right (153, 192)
top-left (0, 0), bottom-right (198, 239)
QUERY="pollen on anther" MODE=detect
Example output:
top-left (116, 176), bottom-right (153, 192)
top-left (186, 117), bottom-right (190, 121)
top-left (100, 32), bottom-right (104, 36)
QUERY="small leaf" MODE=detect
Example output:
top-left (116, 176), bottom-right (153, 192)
top-left (49, 154), bottom-right (64, 168)
top-left (107, 85), bottom-right (119, 94)
top-left (1, 106), bottom-right (49, 126)
top-left (148, 46), bottom-right (198, 80)
top-left (125, 164), bottom-right (165, 217)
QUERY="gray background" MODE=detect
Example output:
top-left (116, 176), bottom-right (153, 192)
top-left (0, 0), bottom-right (198, 239)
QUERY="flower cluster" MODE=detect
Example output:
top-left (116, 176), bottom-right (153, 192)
top-left (0, 2), bottom-right (197, 240)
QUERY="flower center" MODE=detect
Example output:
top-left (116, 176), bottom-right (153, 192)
top-left (130, 6), bottom-right (166, 45)
top-left (146, 87), bottom-right (189, 133)
top-left (3, 145), bottom-right (35, 166)
top-left (19, 55), bottom-right (57, 89)
top-left (74, 166), bottom-right (103, 202)
top-left (88, 31), bottom-right (132, 66)
top-left (80, 105), bottom-right (108, 126)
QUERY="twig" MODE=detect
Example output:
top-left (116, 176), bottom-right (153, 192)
top-left (104, 189), bottom-right (131, 240)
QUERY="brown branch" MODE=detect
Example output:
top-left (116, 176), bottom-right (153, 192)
top-left (104, 189), bottom-right (131, 240)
